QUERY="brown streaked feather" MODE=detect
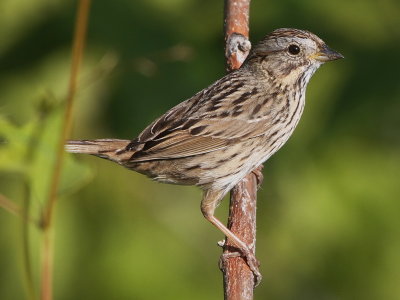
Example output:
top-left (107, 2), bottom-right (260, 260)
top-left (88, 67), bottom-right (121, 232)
top-left (66, 139), bottom-right (130, 154)
top-left (135, 74), bottom-right (260, 143)
top-left (129, 134), bottom-right (231, 161)
top-left (127, 114), bottom-right (273, 162)
top-left (66, 139), bottom-right (132, 162)
top-left (136, 94), bottom-right (202, 142)
top-left (184, 118), bottom-right (273, 139)
top-left (124, 72), bottom-right (275, 163)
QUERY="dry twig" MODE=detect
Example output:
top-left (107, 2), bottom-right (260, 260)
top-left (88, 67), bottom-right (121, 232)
top-left (40, 1), bottom-right (91, 299)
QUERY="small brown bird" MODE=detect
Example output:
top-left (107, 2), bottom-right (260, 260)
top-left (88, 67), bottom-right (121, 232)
top-left (66, 28), bottom-right (343, 282)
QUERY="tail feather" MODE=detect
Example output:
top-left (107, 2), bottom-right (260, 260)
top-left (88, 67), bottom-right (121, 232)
top-left (66, 139), bottom-right (132, 163)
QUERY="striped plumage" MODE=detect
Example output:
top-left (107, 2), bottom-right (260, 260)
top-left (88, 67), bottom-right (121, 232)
top-left (66, 28), bottom-right (343, 283)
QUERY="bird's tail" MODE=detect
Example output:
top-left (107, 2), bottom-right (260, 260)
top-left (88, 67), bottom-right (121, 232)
top-left (65, 139), bottom-right (132, 163)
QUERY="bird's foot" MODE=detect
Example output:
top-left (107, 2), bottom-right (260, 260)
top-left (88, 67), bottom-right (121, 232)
top-left (251, 165), bottom-right (264, 189)
top-left (242, 248), bottom-right (262, 286)
top-left (219, 244), bottom-right (262, 287)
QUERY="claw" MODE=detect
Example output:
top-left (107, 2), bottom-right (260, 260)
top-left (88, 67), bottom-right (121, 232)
top-left (243, 250), bottom-right (262, 286)
top-left (251, 165), bottom-right (264, 189)
top-left (220, 246), bottom-right (262, 287)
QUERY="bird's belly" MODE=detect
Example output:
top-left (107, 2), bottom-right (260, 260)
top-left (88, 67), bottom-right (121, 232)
top-left (203, 123), bottom-right (300, 192)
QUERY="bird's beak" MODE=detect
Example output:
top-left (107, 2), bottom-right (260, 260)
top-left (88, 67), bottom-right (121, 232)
top-left (313, 45), bottom-right (344, 62)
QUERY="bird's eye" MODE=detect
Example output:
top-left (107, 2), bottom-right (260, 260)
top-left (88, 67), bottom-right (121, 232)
top-left (288, 44), bottom-right (300, 55)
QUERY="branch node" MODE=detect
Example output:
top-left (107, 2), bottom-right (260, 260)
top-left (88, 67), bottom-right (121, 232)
top-left (225, 33), bottom-right (252, 70)
top-left (219, 250), bottom-right (241, 271)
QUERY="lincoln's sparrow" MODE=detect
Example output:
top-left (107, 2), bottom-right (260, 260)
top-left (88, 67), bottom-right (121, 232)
top-left (67, 28), bottom-right (343, 282)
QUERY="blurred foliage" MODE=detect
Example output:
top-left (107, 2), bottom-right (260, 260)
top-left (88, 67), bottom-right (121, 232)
top-left (0, 0), bottom-right (400, 299)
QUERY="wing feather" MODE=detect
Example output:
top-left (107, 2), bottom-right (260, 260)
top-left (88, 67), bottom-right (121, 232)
top-left (130, 134), bottom-right (231, 161)
top-left (127, 71), bottom-right (274, 162)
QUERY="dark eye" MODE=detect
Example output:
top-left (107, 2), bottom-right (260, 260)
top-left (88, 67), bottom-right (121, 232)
top-left (288, 44), bottom-right (300, 55)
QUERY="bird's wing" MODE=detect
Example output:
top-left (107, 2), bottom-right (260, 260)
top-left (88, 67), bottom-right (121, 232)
top-left (129, 133), bottom-right (229, 161)
top-left (127, 71), bottom-right (273, 161)
top-left (128, 117), bottom-right (270, 162)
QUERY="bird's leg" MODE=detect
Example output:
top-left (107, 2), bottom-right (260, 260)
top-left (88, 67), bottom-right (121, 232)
top-left (201, 189), bottom-right (262, 285)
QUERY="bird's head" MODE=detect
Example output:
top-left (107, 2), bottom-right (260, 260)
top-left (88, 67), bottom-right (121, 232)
top-left (247, 28), bottom-right (343, 84)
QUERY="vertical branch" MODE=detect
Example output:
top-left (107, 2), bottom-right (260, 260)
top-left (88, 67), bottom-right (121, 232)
top-left (40, 1), bottom-right (91, 300)
top-left (224, 0), bottom-right (251, 71)
top-left (222, 1), bottom-right (262, 299)
top-left (42, 0), bottom-right (91, 229)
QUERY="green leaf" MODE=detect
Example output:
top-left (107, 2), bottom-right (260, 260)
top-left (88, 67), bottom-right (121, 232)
top-left (0, 113), bottom-right (93, 203)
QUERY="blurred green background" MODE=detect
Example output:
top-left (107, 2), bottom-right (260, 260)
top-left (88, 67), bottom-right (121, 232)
top-left (1, 0), bottom-right (400, 299)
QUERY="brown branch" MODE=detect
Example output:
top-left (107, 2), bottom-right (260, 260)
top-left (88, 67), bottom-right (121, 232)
top-left (222, 1), bottom-right (263, 299)
top-left (224, 0), bottom-right (251, 71)
top-left (40, 1), bottom-right (91, 299)
top-left (41, 0), bottom-right (91, 230)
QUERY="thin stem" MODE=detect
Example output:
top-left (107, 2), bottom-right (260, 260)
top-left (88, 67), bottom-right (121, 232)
top-left (40, 1), bottom-right (91, 299)
top-left (0, 194), bottom-right (21, 217)
top-left (0, 193), bottom-right (36, 225)
top-left (222, 1), bottom-right (262, 299)
top-left (22, 182), bottom-right (38, 300)
top-left (40, 227), bottom-right (54, 300)
top-left (42, 0), bottom-right (91, 229)
top-left (0, 192), bottom-right (37, 300)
